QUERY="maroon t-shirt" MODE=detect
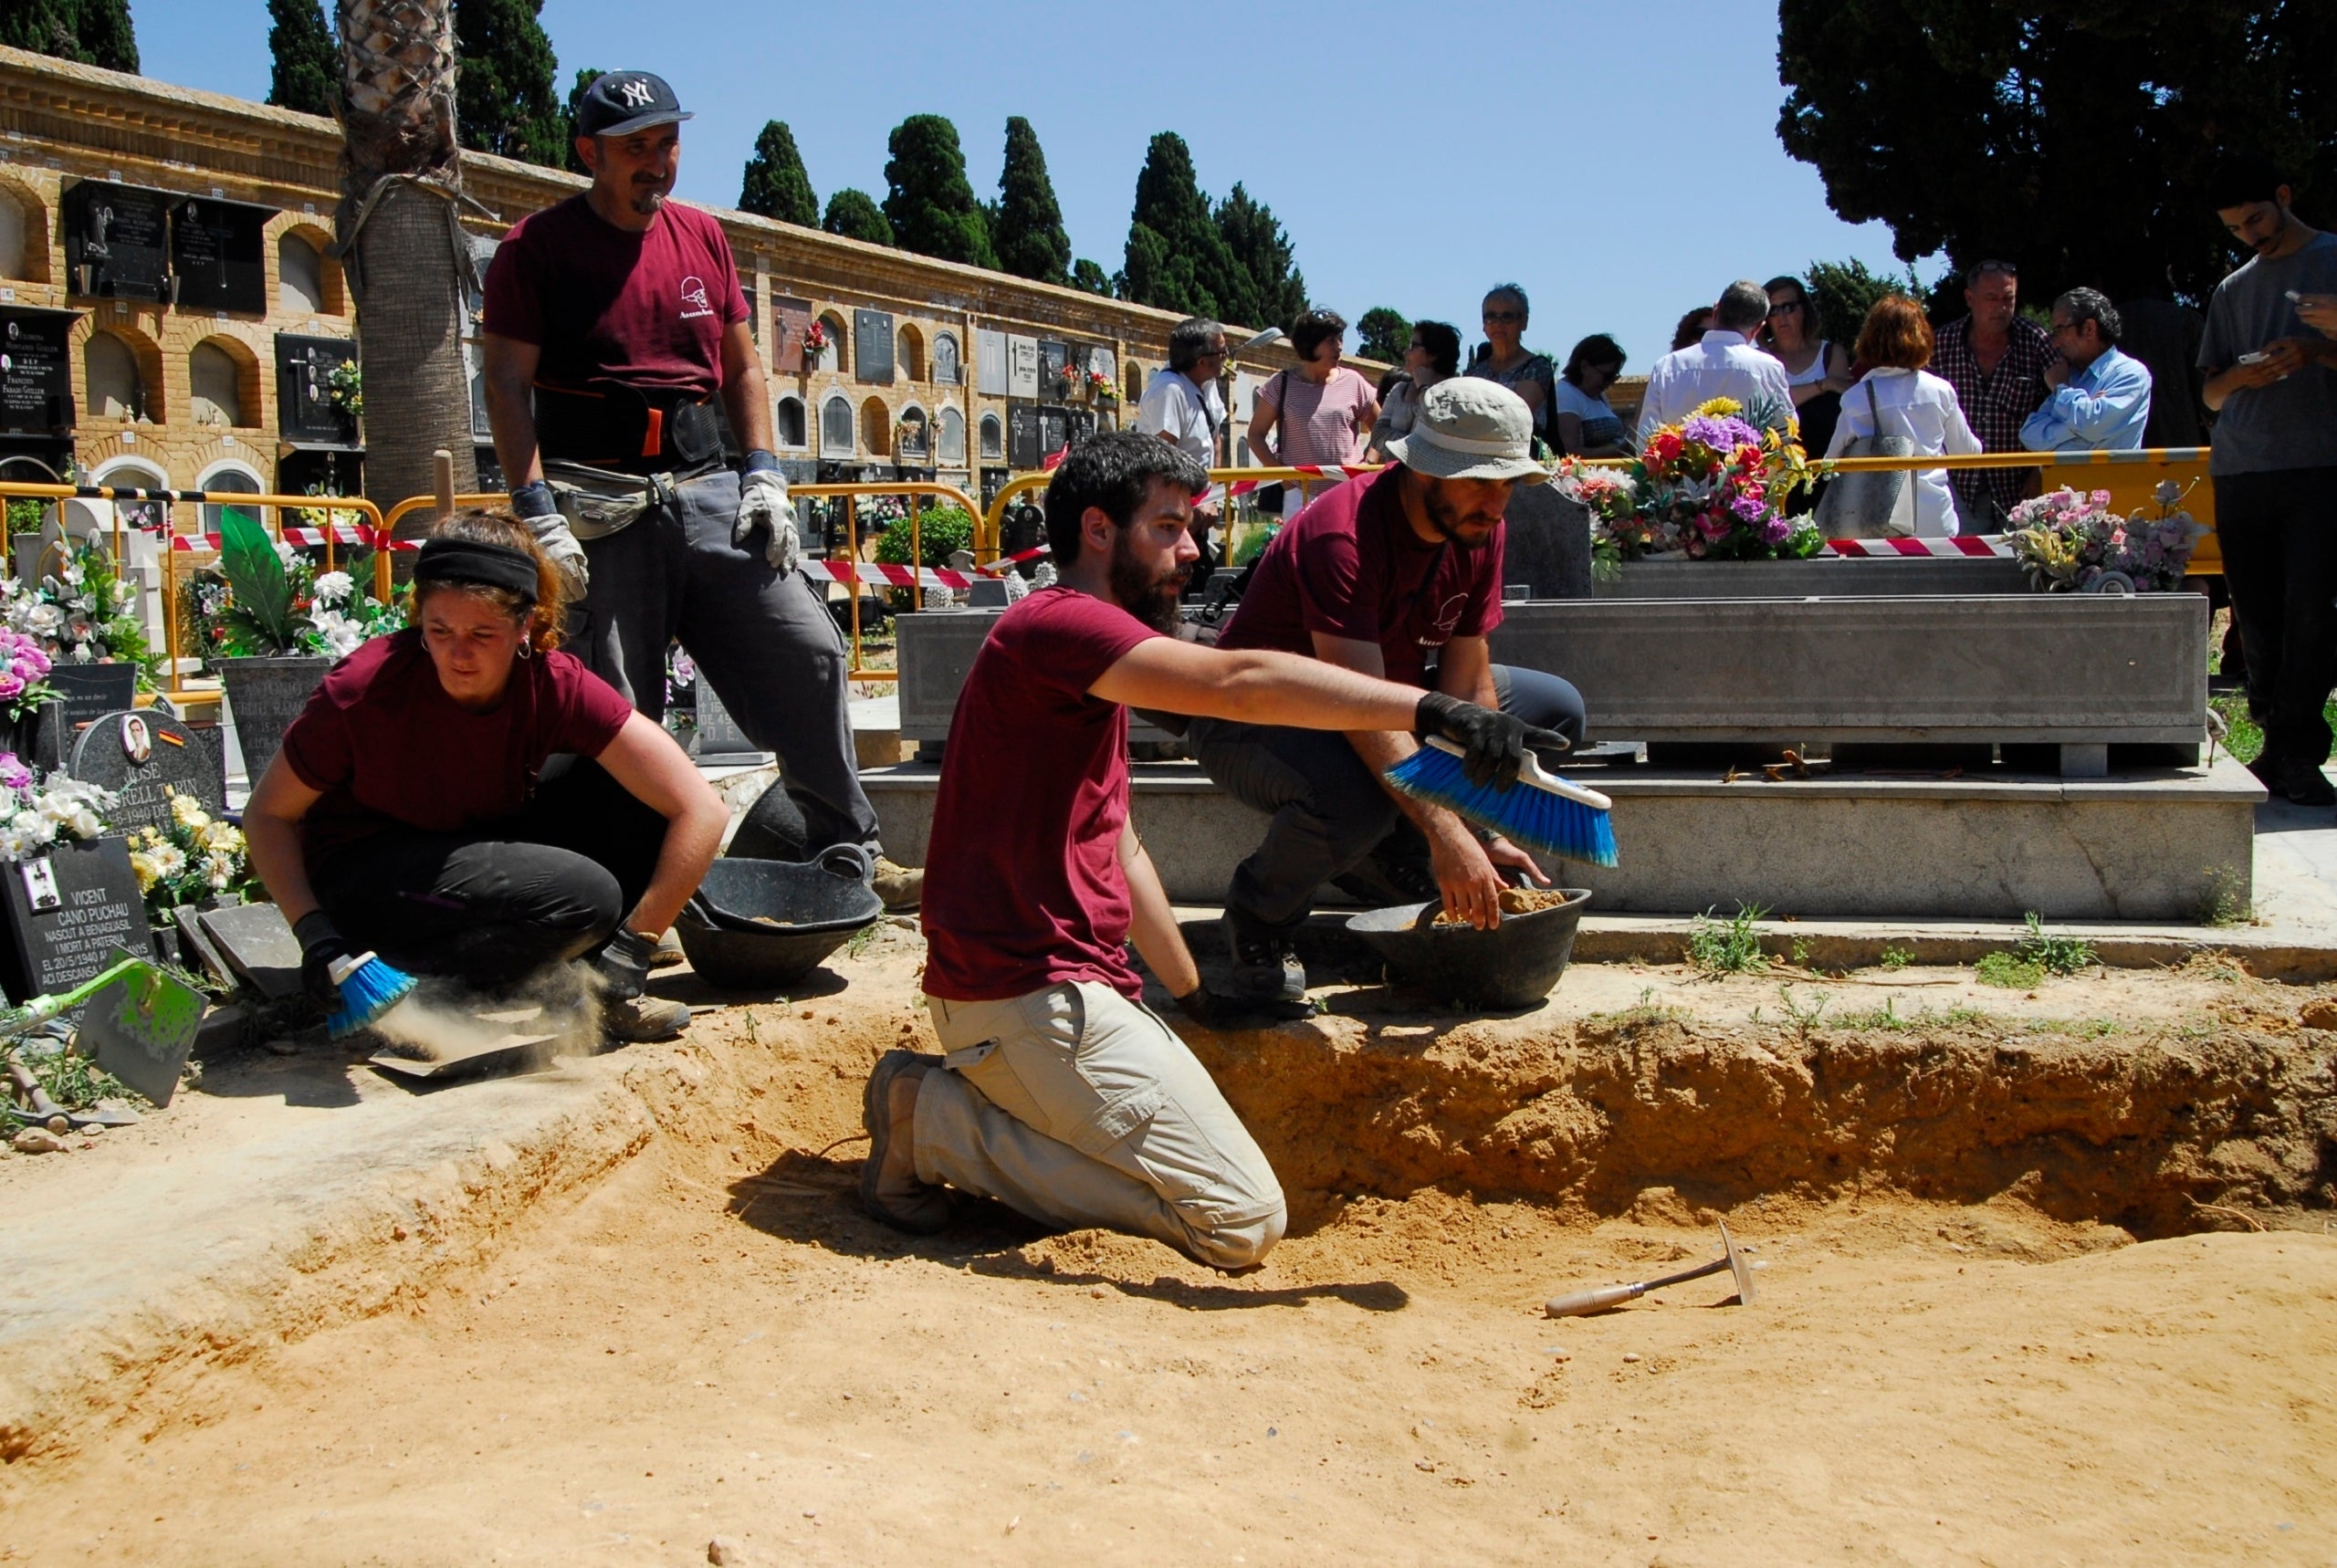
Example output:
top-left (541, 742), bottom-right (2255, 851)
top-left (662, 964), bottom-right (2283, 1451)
top-left (922, 588), bottom-right (1161, 1002)
top-left (481, 194), bottom-right (748, 398)
top-left (1215, 468), bottom-right (1505, 687)
top-left (281, 630), bottom-right (635, 866)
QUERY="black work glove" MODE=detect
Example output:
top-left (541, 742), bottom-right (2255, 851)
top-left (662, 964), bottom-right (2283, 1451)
top-left (1414, 691), bottom-right (1570, 789)
top-left (1173, 986), bottom-right (1312, 1028)
top-left (292, 910), bottom-right (352, 1009)
top-left (592, 927), bottom-right (659, 1001)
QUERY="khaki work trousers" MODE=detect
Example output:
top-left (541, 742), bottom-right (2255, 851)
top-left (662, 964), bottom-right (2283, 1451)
top-left (917, 982), bottom-right (1287, 1270)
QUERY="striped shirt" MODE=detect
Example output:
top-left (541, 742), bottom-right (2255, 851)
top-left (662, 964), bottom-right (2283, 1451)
top-left (1931, 315), bottom-right (2053, 520)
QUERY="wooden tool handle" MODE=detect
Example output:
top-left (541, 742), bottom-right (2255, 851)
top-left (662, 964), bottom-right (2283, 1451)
top-left (1545, 1282), bottom-right (1644, 1318)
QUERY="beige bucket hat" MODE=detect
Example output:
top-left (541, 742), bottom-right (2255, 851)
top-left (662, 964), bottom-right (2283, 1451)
top-left (1386, 378), bottom-right (1547, 483)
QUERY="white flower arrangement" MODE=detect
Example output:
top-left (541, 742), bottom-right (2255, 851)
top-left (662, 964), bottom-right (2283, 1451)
top-left (0, 771), bottom-right (116, 861)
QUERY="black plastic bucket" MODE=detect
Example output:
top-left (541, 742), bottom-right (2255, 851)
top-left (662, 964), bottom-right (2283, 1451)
top-left (676, 846), bottom-right (882, 991)
top-left (1346, 887), bottom-right (1593, 1009)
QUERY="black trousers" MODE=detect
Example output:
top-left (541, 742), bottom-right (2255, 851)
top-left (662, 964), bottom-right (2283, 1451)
top-left (310, 759), bottom-right (668, 989)
top-left (1190, 664), bottom-right (1588, 931)
top-left (2214, 466), bottom-right (2337, 768)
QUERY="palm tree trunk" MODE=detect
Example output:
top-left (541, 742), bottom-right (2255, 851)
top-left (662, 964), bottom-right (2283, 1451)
top-left (334, 0), bottom-right (478, 515)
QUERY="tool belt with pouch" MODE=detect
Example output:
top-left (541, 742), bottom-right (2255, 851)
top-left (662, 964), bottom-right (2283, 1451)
top-left (535, 382), bottom-right (727, 540)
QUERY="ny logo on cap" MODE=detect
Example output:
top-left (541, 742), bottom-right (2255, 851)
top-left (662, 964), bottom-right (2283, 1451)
top-left (618, 78), bottom-right (655, 109)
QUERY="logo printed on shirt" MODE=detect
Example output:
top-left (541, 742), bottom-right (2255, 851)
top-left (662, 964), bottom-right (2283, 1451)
top-left (1416, 591), bottom-right (1470, 647)
top-left (677, 275), bottom-right (713, 320)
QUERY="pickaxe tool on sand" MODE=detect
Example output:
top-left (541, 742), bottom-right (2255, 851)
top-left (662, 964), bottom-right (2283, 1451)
top-left (1546, 1218), bottom-right (1757, 1318)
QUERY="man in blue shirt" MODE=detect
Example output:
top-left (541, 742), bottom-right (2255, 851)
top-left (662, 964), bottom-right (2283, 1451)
top-left (2020, 288), bottom-right (2153, 453)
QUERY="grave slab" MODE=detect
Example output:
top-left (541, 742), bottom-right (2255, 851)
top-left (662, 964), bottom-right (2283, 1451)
top-left (68, 710), bottom-right (225, 836)
top-left (197, 901), bottom-right (302, 1002)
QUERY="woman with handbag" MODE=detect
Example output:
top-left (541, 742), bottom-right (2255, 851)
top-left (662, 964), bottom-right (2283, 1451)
top-left (1821, 297), bottom-right (1982, 538)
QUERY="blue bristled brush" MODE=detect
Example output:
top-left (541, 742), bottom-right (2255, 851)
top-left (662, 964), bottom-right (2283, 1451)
top-left (1385, 737), bottom-right (1619, 866)
top-left (326, 950), bottom-right (417, 1040)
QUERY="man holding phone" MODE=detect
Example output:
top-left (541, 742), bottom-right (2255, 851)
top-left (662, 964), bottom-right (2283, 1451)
top-left (2200, 155), bottom-right (2337, 807)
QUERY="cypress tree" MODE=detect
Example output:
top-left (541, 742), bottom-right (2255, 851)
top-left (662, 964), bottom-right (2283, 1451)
top-left (1122, 132), bottom-right (1235, 318)
top-left (453, 0), bottom-right (567, 168)
top-left (1216, 183), bottom-right (1306, 333)
top-left (1071, 258), bottom-right (1110, 297)
top-left (266, 0), bottom-right (337, 117)
top-left (561, 68), bottom-right (603, 175)
top-left (0, 0), bottom-right (139, 72)
top-left (739, 120), bottom-right (818, 226)
top-left (882, 114), bottom-right (996, 268)
top-left (992, 116), bottom-right (1071, 286)
top-left (823, 189), bottom-right (895, 247)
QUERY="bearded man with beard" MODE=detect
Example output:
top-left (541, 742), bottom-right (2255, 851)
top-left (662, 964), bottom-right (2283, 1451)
top-left (1197, 378), bottom-right (1588, 1004)
top-left (865, 433), bottom-right (1557, 1262)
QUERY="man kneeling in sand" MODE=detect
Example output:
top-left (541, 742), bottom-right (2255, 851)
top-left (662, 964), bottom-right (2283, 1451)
top-left (858, 432), bottom-right (1560, 1268)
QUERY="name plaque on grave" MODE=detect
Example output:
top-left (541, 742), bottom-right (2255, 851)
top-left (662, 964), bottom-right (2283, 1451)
top-left (1037, 405), bottom-right (1073, 464)
top-left (0, 308), bottom-right (79, 432)
top-left (772, 295), bottom-right (812, 368)
top-left (276, 333), bottom-right (358, 445)
top-left (62, 182), bottom-right (172, 302)
top-left (854, 309), bottom-right (895, 383)
top-left (170, 196), bottom-right (273, 314)
top-left (1038, 340), bottom-right (1069, 395)
top-left (68, 712), bottom-right (225, 837)
top-left (1006, 335), bottom-right (1039, 399)
top-left (0, 836), bottom-right (154, 1006)
top-left (1006, 400), bottom-right (1042, 470)
top-left (975, 329), bottom-right (1008, 394)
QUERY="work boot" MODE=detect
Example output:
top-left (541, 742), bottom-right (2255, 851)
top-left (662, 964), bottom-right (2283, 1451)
top-left (872, 856), bottom-right (924, 912)
top-left (603, 994), bottom-right (691, 1044)
top-left (2248, 754), bottom-right (2336, 807)
top-left (1222, 906), bottom-right (1305, 1005)
top-left (650, 929), bottom-right (686, 969)
top-left (862, 1050), bottom-right (952, 1234)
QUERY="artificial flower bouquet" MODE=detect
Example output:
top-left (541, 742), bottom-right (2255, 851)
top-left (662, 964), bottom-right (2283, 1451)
top-left (0, 751), bottom-right (112, 861)
top-left (128, 786), bottom-right (255, 918)
top-left (2006, 482), bottom-right (2206, 594)
top-left (1551, 398), bottom-right (1822, 576)
top-left (0, 628), bottom-right (54, 722)
top-left (4, 538), bottom-right (158, 686)
top-left (186, 507), bottom-right (404, 663)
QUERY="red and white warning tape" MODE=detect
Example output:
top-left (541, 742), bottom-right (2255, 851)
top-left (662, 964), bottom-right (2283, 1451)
top-left (168, 523), bottom-right (412, 552)
top-left (1818, 534), bottom-right (2013, 558)
top-left (802, 559), bottom-right (975, 592)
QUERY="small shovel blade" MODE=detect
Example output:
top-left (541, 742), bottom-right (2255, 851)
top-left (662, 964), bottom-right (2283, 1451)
top-left (79, 952), bottom-right (205, 1109)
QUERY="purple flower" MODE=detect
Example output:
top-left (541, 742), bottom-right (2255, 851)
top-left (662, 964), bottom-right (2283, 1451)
top-left (0, 752), bottom-right (29, 789)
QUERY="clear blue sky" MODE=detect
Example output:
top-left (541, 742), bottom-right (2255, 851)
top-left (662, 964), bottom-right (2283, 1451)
top-left (134, 0), bottom-right (1921, 369)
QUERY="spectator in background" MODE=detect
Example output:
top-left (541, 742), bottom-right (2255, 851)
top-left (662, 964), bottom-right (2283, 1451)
top-left (1932, 260), bottom-right (2053, 528)
top-left (1637, 281), bottom-right (1795, 437)
top-left (1368, 319), bottom-right (1461, 462)
top-left (1553, 334), bottom-right (1631, 457)
top-left (1247, 308), bottom-right (1378, 517)
top-left (1670, 307), bottom-right (1716, 352)
top-left (1465, 284), bottom-right (1555, 440)
top-left (1759, 274), bottom-right (1853, 457)
top-left (1825, 296), bottom-right (1981, 537)
top-left (2198, 155), bottom-right (2337, 807)
top-left (1137, 316), bottom-right (1229, 575)
top-left (2118, 294), bottom-right (2210, 449)
top-left (2019, 288), bottom-right (2152, 453)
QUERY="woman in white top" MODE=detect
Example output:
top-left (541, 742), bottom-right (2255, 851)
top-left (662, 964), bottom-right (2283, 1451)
top-left (1366, 319), bottom-right (1460, 461)
top-left (1553, 333), bottom-right (1631, 457)
top-left (1825, 295), bottom-right (1982, 537)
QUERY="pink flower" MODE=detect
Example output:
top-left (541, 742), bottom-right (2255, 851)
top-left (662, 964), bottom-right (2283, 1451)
top-left (0, 752), bottom-right (28, 789)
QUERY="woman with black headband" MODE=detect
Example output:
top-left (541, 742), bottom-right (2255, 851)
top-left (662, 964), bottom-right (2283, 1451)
top-left (243, 508), bottom-right (728, 1042)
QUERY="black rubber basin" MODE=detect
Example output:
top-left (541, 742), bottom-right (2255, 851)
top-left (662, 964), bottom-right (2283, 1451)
top-left (676, 848), bottom-right (882, 991)
top-left (1346, 887), bottom-right (1592, 1009)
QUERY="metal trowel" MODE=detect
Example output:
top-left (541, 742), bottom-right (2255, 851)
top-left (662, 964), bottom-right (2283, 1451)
top-left (1545, 1218), bottom-right (1758, 1318)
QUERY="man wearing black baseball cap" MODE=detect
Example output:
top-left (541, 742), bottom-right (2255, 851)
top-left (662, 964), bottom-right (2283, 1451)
top-left (482, 71), bottom-right (894, 897)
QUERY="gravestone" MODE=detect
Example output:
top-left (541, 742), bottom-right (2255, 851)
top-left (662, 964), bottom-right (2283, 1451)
top-left (1039, 340), bottom-right (1069, 395)
top-left (771, 295), bottom-right (812, 368)
top-left (1037, 406), bottom-right (1073, 463)
top-left (0, 836), bottom-right (154, 1007)
top-left (694, 681), bottom-right (767, 765)
top-left (975, 329), bottom-right (1008, 394)
top-left (1501, 484), bottom-right (1595, 601)
top-left (196, 901), bottom-right (302, 1002)
top-left (61, 181), bottom-right (171, 301)
top-left (36, 664), bottom-right (139, 771)
top-left (1007, 401), bottom-right (1042, 469)
top-left (0, 308), bottom-right (79, 433)
top-left (275, 333), bottom-right (358, 445)
top-left (1006, 335), bottom-right (1040, 398)
top-left (68, 710), bottom-right (226, 836)
top-left (169, 196), bottom-right (273, 314)
top-left (854, 309), bottom-right (895, 383)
